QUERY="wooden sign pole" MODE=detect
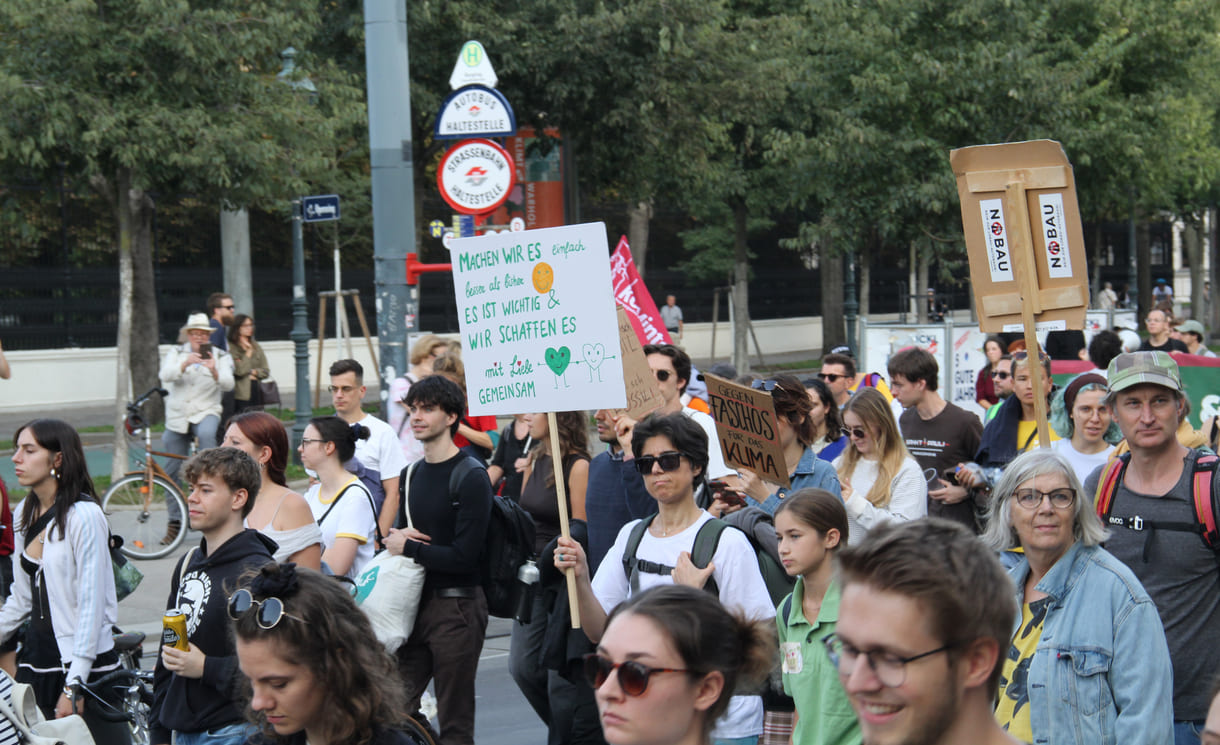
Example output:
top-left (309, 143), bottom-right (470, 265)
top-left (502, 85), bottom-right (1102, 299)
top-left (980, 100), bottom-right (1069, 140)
top-left (548, 411), bottom-right (581, 628)
top-left (1004, 180), bottom-right (1052, 449)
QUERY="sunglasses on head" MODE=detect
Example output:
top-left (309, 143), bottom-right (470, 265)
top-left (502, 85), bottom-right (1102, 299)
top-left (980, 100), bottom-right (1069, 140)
top-left (633, 451), bottom-right (685, 474)
top-left (841, 426), bottom-right (868, 440)
top-left (653, 369), bottom-right (672, 382)
top-left (227, 588), bottom-right (302, 629)
top-left (750, 379), bottom-right (779, 391)
top-left (581, 654), bottom-right (690, 696)
top-left (818, 373), bottom-right (846, 383)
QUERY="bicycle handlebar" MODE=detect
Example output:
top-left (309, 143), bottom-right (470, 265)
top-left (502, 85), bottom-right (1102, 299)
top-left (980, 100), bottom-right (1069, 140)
top-left (75, 667), bottom-right (152, 723)
top-left (129, 387), bottom-right (169, 411)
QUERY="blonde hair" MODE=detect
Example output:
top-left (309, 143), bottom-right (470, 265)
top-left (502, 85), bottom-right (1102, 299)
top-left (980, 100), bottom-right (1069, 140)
top-left (836, 387), bottom-right (911, 507)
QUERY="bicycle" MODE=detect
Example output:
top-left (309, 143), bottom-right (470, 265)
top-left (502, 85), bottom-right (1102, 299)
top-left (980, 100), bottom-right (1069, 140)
top-left (101, 387), bottom-right (190, 560)
top-left (73, 634), bottom-right (154, 745)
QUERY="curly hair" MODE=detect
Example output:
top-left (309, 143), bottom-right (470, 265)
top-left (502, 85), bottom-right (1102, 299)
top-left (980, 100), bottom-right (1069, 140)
top-left (233, 564), bottom-right (408, 744)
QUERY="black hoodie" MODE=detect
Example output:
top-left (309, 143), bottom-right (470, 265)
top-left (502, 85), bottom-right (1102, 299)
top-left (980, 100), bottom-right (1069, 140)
top-left (151, 529), bottom-right (276, 743)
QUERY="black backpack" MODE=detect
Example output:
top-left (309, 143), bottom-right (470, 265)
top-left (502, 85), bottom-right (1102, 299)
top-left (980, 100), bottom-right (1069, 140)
top-left (399, 456), bottom-right (536, 618)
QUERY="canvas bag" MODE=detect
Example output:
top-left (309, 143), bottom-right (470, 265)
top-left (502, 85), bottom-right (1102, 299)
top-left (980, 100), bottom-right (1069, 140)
top-left (0, 672), bottom-right (95, 745)
top-left (353, 462), bottom-right (426, 653)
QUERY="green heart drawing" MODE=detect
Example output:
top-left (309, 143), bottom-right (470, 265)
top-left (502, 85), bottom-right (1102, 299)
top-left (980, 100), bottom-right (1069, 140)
top-left (545, 346), bottom-right (572, 376)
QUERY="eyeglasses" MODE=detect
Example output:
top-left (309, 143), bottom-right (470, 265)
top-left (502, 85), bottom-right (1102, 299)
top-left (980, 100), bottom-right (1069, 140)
top-left (841, 426), bottom-right (868, 440)
top-left (653, 369), bottom-right (672, 382)
top-left (822, 633), bottom-right (955, 687)
top-left (990, 371), bottom-right (1011, 380)
top-left (227, 589), bottom-right (302, 629)
top-left (328, 385), bottom-right (358, 394)
top-left (633, 451), bottom-right (685, 474)
top-left (299, 437), bottom-right (326, 446)
top-left (750, 379), bottom-right (779, 392)
top-left (818, 373), bottom-right (846, 383)
top-left (581, 654), bottom-right (690, 696)
top-left (1012, 488), bottom-right (1076, 509)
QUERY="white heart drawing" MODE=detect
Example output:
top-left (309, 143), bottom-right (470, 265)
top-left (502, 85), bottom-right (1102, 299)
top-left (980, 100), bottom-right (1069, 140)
top-left (582, 343), bottom-right (606, 370)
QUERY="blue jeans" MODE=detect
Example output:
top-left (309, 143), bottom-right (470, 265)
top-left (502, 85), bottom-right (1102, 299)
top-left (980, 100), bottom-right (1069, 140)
top-left (1174, 720), bottom-right (1203, 745)
top-left (175, 722), bottom-right (253, 745)
top-left (161, 415), bottom-right (221, 522)
top-left (713, 738), bottom-right (759, 745)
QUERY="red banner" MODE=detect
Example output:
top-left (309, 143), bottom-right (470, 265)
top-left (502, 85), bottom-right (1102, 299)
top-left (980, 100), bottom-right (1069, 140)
top-left (610, 237), bottom-right (672, 346)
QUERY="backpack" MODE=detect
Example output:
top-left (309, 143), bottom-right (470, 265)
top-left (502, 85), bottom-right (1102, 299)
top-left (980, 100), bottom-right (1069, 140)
top-left (621, 514), bottom-right (795, 605)
top-left (1095, 451), bottom-right (1220, 570)
top-left (398, 456), bottom-right (536, 619)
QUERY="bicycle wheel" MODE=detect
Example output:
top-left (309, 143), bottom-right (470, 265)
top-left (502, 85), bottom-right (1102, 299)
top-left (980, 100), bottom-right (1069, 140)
top-left (102, 474), bottom-right (188, 560)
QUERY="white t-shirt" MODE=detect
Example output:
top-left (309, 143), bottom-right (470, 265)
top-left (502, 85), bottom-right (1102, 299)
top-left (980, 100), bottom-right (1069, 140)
top-left (593, 511), bottom-right (774, 739)
top-left (1051, 439), bottom-right (1115, 486)
top-left (832, 456), bottom-right (927, 545)
top-left (356, 414), bottom-right (410, 485)
top-left (682, 408), bottom-right (733, 479)
top-left (304, 477), bottom-right (376, 580)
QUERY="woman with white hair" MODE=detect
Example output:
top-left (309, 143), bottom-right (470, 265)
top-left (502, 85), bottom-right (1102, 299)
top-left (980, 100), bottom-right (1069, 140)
top-left (982, 449), bottom-right (1173, 745)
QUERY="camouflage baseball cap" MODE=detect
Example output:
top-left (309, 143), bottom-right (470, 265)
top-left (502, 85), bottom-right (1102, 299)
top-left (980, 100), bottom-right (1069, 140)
top-left (1106, 351), bottom-right (1182, 393)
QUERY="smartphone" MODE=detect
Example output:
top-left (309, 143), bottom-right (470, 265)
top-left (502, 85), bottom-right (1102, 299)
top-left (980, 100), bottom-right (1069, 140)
top-left (199, 343), bottom-right (212, 359)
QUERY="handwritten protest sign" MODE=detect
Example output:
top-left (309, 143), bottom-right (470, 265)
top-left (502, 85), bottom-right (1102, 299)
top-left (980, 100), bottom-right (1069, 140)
top-left (616, 306), bottom-right (666, 420)
top-left (704, 374), bottom-right (790, 488)
top-left (451, 223), bottom-right (626, 416)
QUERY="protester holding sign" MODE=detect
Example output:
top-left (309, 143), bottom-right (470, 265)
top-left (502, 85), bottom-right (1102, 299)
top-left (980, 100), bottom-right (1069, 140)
top-left (644, 344), bottom-right (733, 479)
top-left (724, 376), bottom-right (842, 516)
top-left (832, 388), bottom-right (927, 545)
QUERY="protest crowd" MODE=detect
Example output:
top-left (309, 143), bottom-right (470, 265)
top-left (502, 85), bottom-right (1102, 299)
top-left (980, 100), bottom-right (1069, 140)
top-left (1, 278), bottom-right (1220, 745)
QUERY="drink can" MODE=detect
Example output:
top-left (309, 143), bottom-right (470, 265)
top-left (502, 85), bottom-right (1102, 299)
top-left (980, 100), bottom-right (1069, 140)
top-left (162, 610), bottom-right (189, 650)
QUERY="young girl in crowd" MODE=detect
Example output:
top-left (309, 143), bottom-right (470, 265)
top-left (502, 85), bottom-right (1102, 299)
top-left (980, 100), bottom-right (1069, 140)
top-left (1, 420), bottom-right (130, 743)
top-left (223, 412), bottom-right (322, 569)
top-left (1049, 373), bottom-right (1120, 484)
top-left (299, 416), bottom-right (376, 579)
top-left (803, 379), bottom-right (847, 461)
top-left (587, 584), bottom-right (775, 745)
top-left (774, 490), bottom-right (860, 745)
top-left (233, 562), bottom-right (417, 745)
top-left (832, 388), bottom-right (926, 544)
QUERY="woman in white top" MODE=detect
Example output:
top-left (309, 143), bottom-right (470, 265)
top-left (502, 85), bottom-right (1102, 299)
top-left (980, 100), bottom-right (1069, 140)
top-left (554, 413), bottom-right (775, 744)
top-left (1, 419), bottom-right (129, 743)
top-left (832, 387), bottom-right (926, 544)
top-left (299, 416), bottom-right (377, 580)
top-left (223, 411), bottom-right (322, 569)
top-left (1049, 374), bottom-right (1119, 484)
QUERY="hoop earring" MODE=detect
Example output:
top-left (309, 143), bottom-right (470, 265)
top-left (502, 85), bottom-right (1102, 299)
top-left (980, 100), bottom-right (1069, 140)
top-left (50, 467), bottom-right (59, 479)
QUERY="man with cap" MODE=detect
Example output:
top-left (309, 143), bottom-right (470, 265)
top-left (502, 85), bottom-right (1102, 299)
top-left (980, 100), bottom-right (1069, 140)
top-left (1085, 351), bottom-right (1220, 745)
top-left (1153, 277), bottom-right (1174, 310)
top-left (1177, 319), bottom-right (1215, 357)
top-left (158, 313), bottom-right (235, 541)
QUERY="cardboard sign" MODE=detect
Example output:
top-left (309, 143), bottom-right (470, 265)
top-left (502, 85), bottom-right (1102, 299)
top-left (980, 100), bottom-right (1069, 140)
top-left (950, 140), bottom-right (1089, 334)
top-left (704, 374), bottom-right (790, 488)
top-left (451, 222), bottom-right (626, 416)
top-left (616, 306), bottom-right (666, 420)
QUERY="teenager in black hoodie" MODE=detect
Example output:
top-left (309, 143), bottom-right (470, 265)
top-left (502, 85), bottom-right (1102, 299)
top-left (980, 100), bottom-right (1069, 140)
top-left (152, 447), bottom-right (276, 745)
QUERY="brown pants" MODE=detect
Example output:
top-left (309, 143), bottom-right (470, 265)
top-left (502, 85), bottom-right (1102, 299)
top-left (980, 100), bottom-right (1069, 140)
top-left (396, 589), bottom-right (488, 745)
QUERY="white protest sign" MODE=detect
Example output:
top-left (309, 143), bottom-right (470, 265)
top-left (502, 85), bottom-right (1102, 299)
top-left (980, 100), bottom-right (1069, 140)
top-left (452, 222), bottom-right (626, 416)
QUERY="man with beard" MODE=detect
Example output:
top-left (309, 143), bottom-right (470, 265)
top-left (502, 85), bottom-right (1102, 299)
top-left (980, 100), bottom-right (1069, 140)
top-left (830, 519), bottom-right (1021, 745)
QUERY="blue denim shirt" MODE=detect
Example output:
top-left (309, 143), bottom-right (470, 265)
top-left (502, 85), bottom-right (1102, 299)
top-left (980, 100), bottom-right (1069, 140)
top-left (746, 447), bottom-right (842, 516)
top-left (1005, 542), bottom-right (1173, 745)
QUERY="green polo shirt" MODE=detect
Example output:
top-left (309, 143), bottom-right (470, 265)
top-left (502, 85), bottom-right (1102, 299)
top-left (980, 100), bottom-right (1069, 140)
top-left (776, 578), bottom-right (861, 745)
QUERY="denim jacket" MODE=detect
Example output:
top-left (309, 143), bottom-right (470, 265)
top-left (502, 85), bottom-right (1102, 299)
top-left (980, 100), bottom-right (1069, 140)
top-left (1005, 542), bottom-right (1173, 745)
top-left (746, 447), bottom-right (841, 516)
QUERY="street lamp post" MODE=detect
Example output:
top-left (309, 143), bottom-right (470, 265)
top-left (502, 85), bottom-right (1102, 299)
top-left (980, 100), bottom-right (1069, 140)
top-left (844, 248), bottom-right (859, 356)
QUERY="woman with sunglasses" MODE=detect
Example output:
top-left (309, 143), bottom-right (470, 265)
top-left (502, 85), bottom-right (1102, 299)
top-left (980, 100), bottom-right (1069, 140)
top-left (0, 419), bottom-right (129, 743)
top-left (981, 449), bottom-right (1172, 744)
top-left (510, 410), bottom-right (597, 745)
top-left (586, 584), bottom-right (774, 745)
top-left (223, 412), bottom-right (322, 569)
top-left (299, 416), bottom-right (376, 579)
top-left (975, 335), bottom-right (1005, 410)
top-left (1048, 374), bottom-right (1120, 484)
top-left (832, 388), bottom-right (926, 545)
top-left (232, 562), bottom-right (418, 745)
top-left (555, 413), bottom-right (775, 745)
top-left (802, 378), bottom-right (847, 462)
top-left (724, 376), bottom-right (841, 517)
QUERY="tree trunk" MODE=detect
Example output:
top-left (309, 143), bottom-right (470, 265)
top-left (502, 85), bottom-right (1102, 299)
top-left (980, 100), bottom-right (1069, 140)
top-left (1091, 222), bottom-right (1104, 307)
top-left (858, 239), bottom-right (871, 319)
top-left (1182, 216), bottom-right (1204, 320)
top-left (1137, 218), bottom-right (1151, 322)
top-left (821, 236), bottom-right (845, 352)
top-left (111, 169), bottom-right (133, 480)
top-left (130, 187), bottom-right (162, 425)
top-left (1210, 204), bottom-right (1219, 340)
top-left (220, 206), bottom-right (254, 314)
top-left (627, 199), bottom-right (653, 277)
top-left (731, 199), bottom-right (750, 373)
top-left (917, 249), bottom-right (930, 323)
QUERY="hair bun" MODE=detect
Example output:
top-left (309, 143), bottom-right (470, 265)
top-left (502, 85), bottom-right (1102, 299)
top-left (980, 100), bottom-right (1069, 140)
top-left (250, 562), bottom-right (301, 598)
top-left (350, 423), bottom-right (370, 441)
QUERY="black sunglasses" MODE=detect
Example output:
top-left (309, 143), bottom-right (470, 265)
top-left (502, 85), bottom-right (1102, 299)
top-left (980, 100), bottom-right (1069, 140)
top-left (990, 371), bottom-right (1011, 380)
top-left (582, 654), bottom-right (690, 696)
top-left (633, 451), bottom-right (685, 474)
top-left (750, 379), bottom-right (779, 391)
top-left (227, 589), bottom-right (301, 629)
top-left (653, 369), bottom-right (672, 382)
top-left (818, 373), bottom-right (846, 383)
top-left (841, 426), bottom-right (868, 440)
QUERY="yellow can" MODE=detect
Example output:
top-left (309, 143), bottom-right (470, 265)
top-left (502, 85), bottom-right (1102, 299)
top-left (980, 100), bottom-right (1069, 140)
top-left (162, 610), bottom-right (189, 651)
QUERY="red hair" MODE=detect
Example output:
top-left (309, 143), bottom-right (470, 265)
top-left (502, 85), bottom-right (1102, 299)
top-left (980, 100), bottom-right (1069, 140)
top-left (228, 412), bottom-right (289, 486)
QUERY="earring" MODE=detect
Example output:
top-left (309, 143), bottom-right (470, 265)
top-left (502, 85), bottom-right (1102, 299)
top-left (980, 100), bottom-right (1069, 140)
top-left (50, 467), bottom-right (59, 479)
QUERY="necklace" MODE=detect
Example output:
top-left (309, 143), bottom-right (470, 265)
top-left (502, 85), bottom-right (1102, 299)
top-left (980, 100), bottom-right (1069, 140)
top-left (654, 511), bottom-right (696, 537)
